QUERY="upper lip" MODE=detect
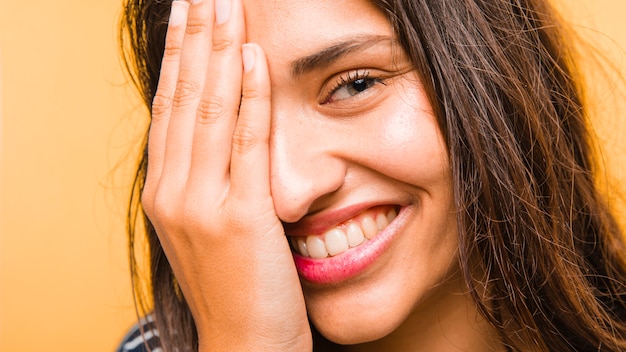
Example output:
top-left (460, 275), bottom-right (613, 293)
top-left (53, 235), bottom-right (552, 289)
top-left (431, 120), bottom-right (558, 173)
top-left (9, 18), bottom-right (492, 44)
top-left (283, 202), bottom-right (403, 237)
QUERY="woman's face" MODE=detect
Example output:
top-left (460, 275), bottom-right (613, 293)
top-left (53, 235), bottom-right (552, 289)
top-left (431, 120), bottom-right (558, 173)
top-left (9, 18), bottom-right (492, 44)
top-left (244, 0), bottom-right (462, 345)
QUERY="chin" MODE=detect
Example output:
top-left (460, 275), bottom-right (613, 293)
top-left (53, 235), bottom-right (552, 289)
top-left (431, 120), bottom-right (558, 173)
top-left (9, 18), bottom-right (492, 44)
top-left (302, 254), bottom-right (466, 347)
top-left (302, 271), bottom-right (442, 346)
top-left (310, 305), bottom-right (404, 345)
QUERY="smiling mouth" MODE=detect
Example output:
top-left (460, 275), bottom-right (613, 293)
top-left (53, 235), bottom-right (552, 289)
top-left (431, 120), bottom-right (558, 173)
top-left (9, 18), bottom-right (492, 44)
top-left (288, 206), bottom-right (399, 259)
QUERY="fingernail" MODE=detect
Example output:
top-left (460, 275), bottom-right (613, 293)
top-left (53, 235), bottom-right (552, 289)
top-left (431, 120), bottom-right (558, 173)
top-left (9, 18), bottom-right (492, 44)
top-left (242, 44), bottom-right (256, 73)
top-left (215, 0), bottom-right (231, 25)
top-left (169, 2), bottom-right (186, 27)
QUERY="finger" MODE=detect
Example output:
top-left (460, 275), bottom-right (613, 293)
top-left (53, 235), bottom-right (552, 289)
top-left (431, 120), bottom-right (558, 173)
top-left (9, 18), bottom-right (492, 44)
top-left (229, 43), bottom-right (273, 202)
top-left (146, 0), bottom-right (189, 186)
top-left (188, 0), bottom-right (245, 190)
top-left (161, 0), bottom-right (215, 186)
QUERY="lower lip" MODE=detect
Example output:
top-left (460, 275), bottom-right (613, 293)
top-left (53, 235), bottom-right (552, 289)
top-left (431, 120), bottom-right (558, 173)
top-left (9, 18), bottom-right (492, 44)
top-left (291, 206), bottom-right (409, 285)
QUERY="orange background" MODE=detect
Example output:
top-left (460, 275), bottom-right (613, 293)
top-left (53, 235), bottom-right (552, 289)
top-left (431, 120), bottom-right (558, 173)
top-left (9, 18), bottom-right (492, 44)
top-left (1, 1), bottom-right (624, 351)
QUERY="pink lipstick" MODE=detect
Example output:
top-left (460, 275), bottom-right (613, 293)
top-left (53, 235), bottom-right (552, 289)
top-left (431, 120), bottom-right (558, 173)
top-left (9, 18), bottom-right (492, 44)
top-left (288, 205), bottom-right (408, 285)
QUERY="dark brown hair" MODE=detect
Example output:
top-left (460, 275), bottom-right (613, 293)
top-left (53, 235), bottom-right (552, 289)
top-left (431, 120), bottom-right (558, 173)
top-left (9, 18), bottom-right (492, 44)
top-left (120, 0), bottom-right (626, 350)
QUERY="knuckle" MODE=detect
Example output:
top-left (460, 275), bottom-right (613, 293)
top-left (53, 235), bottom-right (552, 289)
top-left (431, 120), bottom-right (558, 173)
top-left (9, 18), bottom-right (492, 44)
top-left (140, 189), bottom-right (155, 219)
top-left (173, 78), bottom-right (202, 107)
top-left (212, 37), bottom-right (235, 53)
top-left (232, 124), bottom-right (259, 153)
top-left (163, 42), bottom-right (183, 58)
top-left (185, 19), bottom-right (209, 35)
top-left (150, 190), bottom-right (179, 225)
top-left (197, 96), bottom-right (229, 124)
top-left (242, 84), bottom-right (270, 102)
top-left (143, 194), bottom-right (200, 237)
top-left (151, 94), bottom-right (173, 120)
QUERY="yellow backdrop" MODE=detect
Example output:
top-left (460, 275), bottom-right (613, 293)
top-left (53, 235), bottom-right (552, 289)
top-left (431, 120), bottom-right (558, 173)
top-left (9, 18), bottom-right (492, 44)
top-left (1, 1), bottom-right (624, 351)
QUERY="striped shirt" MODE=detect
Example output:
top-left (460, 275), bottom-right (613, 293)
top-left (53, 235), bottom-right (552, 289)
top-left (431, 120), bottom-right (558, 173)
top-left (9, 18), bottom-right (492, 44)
top-left (116, 316), bottom-right (162, 352)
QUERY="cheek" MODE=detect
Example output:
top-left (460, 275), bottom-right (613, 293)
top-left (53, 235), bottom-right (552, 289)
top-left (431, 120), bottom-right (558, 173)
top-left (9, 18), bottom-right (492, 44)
top-left (365, 99), bottom-right (449, 187)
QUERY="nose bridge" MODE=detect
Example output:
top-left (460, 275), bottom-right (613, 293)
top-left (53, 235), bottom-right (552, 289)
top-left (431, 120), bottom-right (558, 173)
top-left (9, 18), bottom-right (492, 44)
top-left (269, 107), bottom-right (344, 223)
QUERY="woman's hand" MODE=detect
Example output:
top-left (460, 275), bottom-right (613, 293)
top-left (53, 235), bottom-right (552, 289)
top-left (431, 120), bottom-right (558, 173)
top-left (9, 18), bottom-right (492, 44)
top-left (140, 0), bottom-right (312, 350)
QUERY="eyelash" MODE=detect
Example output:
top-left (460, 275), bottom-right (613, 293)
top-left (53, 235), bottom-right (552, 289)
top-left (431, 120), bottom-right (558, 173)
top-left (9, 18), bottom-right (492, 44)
top-left (323, 69), bottom-right (385, 104)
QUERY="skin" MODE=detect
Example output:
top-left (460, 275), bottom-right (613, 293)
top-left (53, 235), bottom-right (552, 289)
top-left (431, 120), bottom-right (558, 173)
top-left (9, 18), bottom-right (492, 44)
top-left (141, 0), bottom-right (503, 350)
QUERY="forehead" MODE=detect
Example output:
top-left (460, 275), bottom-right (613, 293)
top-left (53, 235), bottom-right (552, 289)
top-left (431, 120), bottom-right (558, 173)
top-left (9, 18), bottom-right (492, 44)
top-left (242, 0), bottom-right (392, 62)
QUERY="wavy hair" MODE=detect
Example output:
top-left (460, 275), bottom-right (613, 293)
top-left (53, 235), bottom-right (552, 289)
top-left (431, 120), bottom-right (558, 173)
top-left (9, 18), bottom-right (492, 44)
top-left (120, 0), bottom-right (626, 350)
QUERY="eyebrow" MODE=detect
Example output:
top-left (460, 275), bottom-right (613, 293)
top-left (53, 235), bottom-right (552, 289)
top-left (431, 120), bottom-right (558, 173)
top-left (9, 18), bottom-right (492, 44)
top-left (289, 35), bottom-right (393, 78)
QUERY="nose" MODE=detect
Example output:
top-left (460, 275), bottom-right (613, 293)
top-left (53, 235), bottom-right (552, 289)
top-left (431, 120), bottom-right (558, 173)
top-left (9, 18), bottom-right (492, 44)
top-left (269, 109), bottom-right (346, 223)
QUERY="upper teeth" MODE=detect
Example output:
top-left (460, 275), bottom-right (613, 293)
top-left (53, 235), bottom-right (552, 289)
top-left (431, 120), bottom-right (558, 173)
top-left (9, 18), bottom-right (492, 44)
top-left (289, 207), bottom-right (398, 259)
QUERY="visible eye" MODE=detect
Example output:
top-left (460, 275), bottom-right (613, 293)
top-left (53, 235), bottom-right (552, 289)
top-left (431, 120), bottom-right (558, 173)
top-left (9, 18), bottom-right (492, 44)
top-left (323, 70), bottom-right (385, 104)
